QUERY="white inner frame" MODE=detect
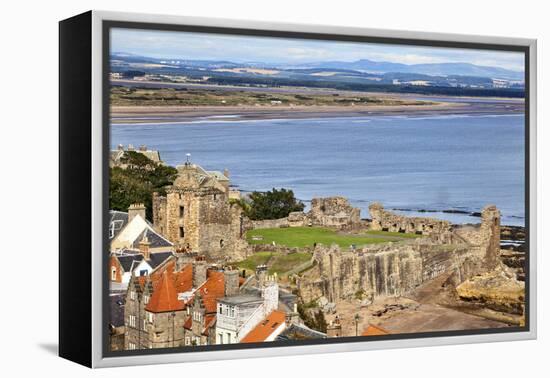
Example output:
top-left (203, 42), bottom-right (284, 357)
top-left (90, 10), bottom-right (537, 368)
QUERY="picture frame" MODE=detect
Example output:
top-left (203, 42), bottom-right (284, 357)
top-left (59, 10), bottom-right (537, 368)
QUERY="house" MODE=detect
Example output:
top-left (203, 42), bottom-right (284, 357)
top-left (240, 310), bottom-right (287, 343)
top-left (111, 204), bottom-right (173, 254)
top-left (215, 267), bottom-right (280, 344)
top-left (110, 144), bottom-right (162, 168)
top-left (123, 257), bottom-right (240, 350)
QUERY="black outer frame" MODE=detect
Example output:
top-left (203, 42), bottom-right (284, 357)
top-left (101, 19), bottom-right (530, 359)
top-left (59, 11), bottom-right (93, 367)
top-left (58, 11), bottom-right (532, 368)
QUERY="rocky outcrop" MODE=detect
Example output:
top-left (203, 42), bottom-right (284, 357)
top-left (456, 267), bottom-right (525, 315)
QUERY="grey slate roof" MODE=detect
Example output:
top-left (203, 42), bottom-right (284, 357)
top-left (117, 254), bottom-right (144, 272)
top-left (275, 323), bottom-right (327, 341)
top-left (148, 252), bottom-right (174, 269)
top-left (132, 228), bottom-right (173, 249)
top-left (109, 211), bottom-right (129, 240)
top-left (109, 294), bottom-right (126, 328)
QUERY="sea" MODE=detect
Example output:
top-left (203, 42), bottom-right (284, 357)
top-left (111, 112), bottom-right (526, 226)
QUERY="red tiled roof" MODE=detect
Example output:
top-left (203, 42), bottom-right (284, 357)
top-left (361, 324), bottom-right (389, 336)
top-left (183, 316), bottom-right (193, 330)
top-left (195, 270), bottom-right (225, 313)
top-left (145, 270), bottom-right (184, 313)
top-left (202, 314), bottom-right (216, 335)
top-left (241, 310), bottom-right (286, 343)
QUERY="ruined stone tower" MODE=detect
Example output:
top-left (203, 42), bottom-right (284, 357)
top-left (152, 159), bottom-right (247, 261)
top-left (480, 205), bottom-right (501, 270)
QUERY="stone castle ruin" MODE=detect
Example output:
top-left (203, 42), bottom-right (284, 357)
top-left (297, 205), bottom-right (503, 304)
top-left (152, 161), bottom-right (248, 261)
top-left (368, 202), bottom-right (451, 237)
top-left (249, 196), bottom-right (364, 230)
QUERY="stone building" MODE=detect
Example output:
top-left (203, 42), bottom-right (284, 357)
top-left (309, 197), bottom-right (361, 228)
top-left (110, 144), bottom-right (162, 168)
top-left (123, 256), bottom-right (242, 350)
top-left (215, 269), bottom-right (280, 344)
top-left (152, 160), bottom-right (247, 261)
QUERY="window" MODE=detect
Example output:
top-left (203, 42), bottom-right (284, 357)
top-left (226, 333), bottom-right (231, 344)
top-left (179, 205), bottom-right (185, 218)
top-left (213, 194), bottom-right (217, 201)
top-left (128, 315), bottom-right (136, 328)
top-left (179, 227), bottom-right (185, 238)
top-left (218, 333), bottom-right (223, 344)
top-left (140, 270), bottom-right (148, 277)
top-left (128, 342), bottom-right (136, 350)
top-left (143, 319), bottom-right (147, 330)
top-left (111, 267), bottom-right (117, 281)
top-left (218, 304), bottom-right (223, 314)
top-left (130, 291), bottom-right (136, 300)
top-left (109, 220), bottom-right (123, 239)
top-left (185, 337), bottom-right (191, 346)
top-left (219, 239), bottom-right (224, 248)
top-left (148, 312), bottom-right (154, 323)
top-left (144, 295), bottom-right (150, 304)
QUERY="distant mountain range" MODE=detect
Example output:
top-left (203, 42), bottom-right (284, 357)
top-left (112, 52), bottom-right (523, 81)
top-left (110, 52), bottom-right (525, 96)
top-left (289, 59), bottom-right (523, 80)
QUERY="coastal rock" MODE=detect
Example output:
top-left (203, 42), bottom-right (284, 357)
top-left (456, 268), bottom-right (525, 315)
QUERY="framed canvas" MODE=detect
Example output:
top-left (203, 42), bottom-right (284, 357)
top-left (59, 10), bottom-right (537, 368)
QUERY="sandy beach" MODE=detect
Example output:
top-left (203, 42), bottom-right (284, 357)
top-left (110, 98), bottom-right (523, 124)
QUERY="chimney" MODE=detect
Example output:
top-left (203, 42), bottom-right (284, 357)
top-left (139, 233), bottom-right (151, 260)
top-left (128, 144), bottom-right (135, 151)
top-left (223, 168), bottom-right (230, 178)
top-left (139, 144), bottom-right (147, 151)
top-left (256, 264), bottom-right (267, 286)
top-left (224, 269), bottom-right (239, 297)
top-left (192, 259), bottom-right (207, 288)
top-left (117, 144), bottom-right (124, 151)
top-left (128, 203), bottom-right (146, 222)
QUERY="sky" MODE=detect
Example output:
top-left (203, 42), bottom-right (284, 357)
top-left (111, 28), bottom-right (524, 72)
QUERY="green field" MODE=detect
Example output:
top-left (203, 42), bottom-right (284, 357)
top-left (246, 227), bottom-right (421, 248)
top-left (233, 251), bottom-right (312, 276)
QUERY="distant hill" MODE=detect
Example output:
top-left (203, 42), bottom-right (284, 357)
top-left (292, 59), bottom-right (523, 81)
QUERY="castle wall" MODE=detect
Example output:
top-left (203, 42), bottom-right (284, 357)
top-left (369, 202), bottom-right (451, 237)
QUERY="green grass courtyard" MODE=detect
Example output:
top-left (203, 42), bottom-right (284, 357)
top-left (246, 226), bottom-right (421, 249)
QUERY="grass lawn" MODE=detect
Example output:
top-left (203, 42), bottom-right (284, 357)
top-left (246, 227), bottom-right (421, 248)
top-left (233, 251), bottom-right (312, 276)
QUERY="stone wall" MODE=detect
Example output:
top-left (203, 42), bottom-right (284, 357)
top-left (369, 202), bottom-right (451, 237)
top-left (298, 241), bottom-right (473, 303)
top-left (248, 217), bottom-right (289, 230)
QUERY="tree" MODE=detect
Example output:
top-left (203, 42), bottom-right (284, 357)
top-left (244, 188), bottom-right (305, 220)
top-left (109, 153), bottom-right (178, 220)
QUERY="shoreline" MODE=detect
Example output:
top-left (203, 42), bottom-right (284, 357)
top-left (111, 100), bottom-right (523, 124)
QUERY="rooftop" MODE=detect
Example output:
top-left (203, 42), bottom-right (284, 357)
top-left (361, 324), bottom-right (390, 336)
top-left (241, 310), bottom-right (286, 343)
top-left (218, 294), bottom-right (264, 306)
